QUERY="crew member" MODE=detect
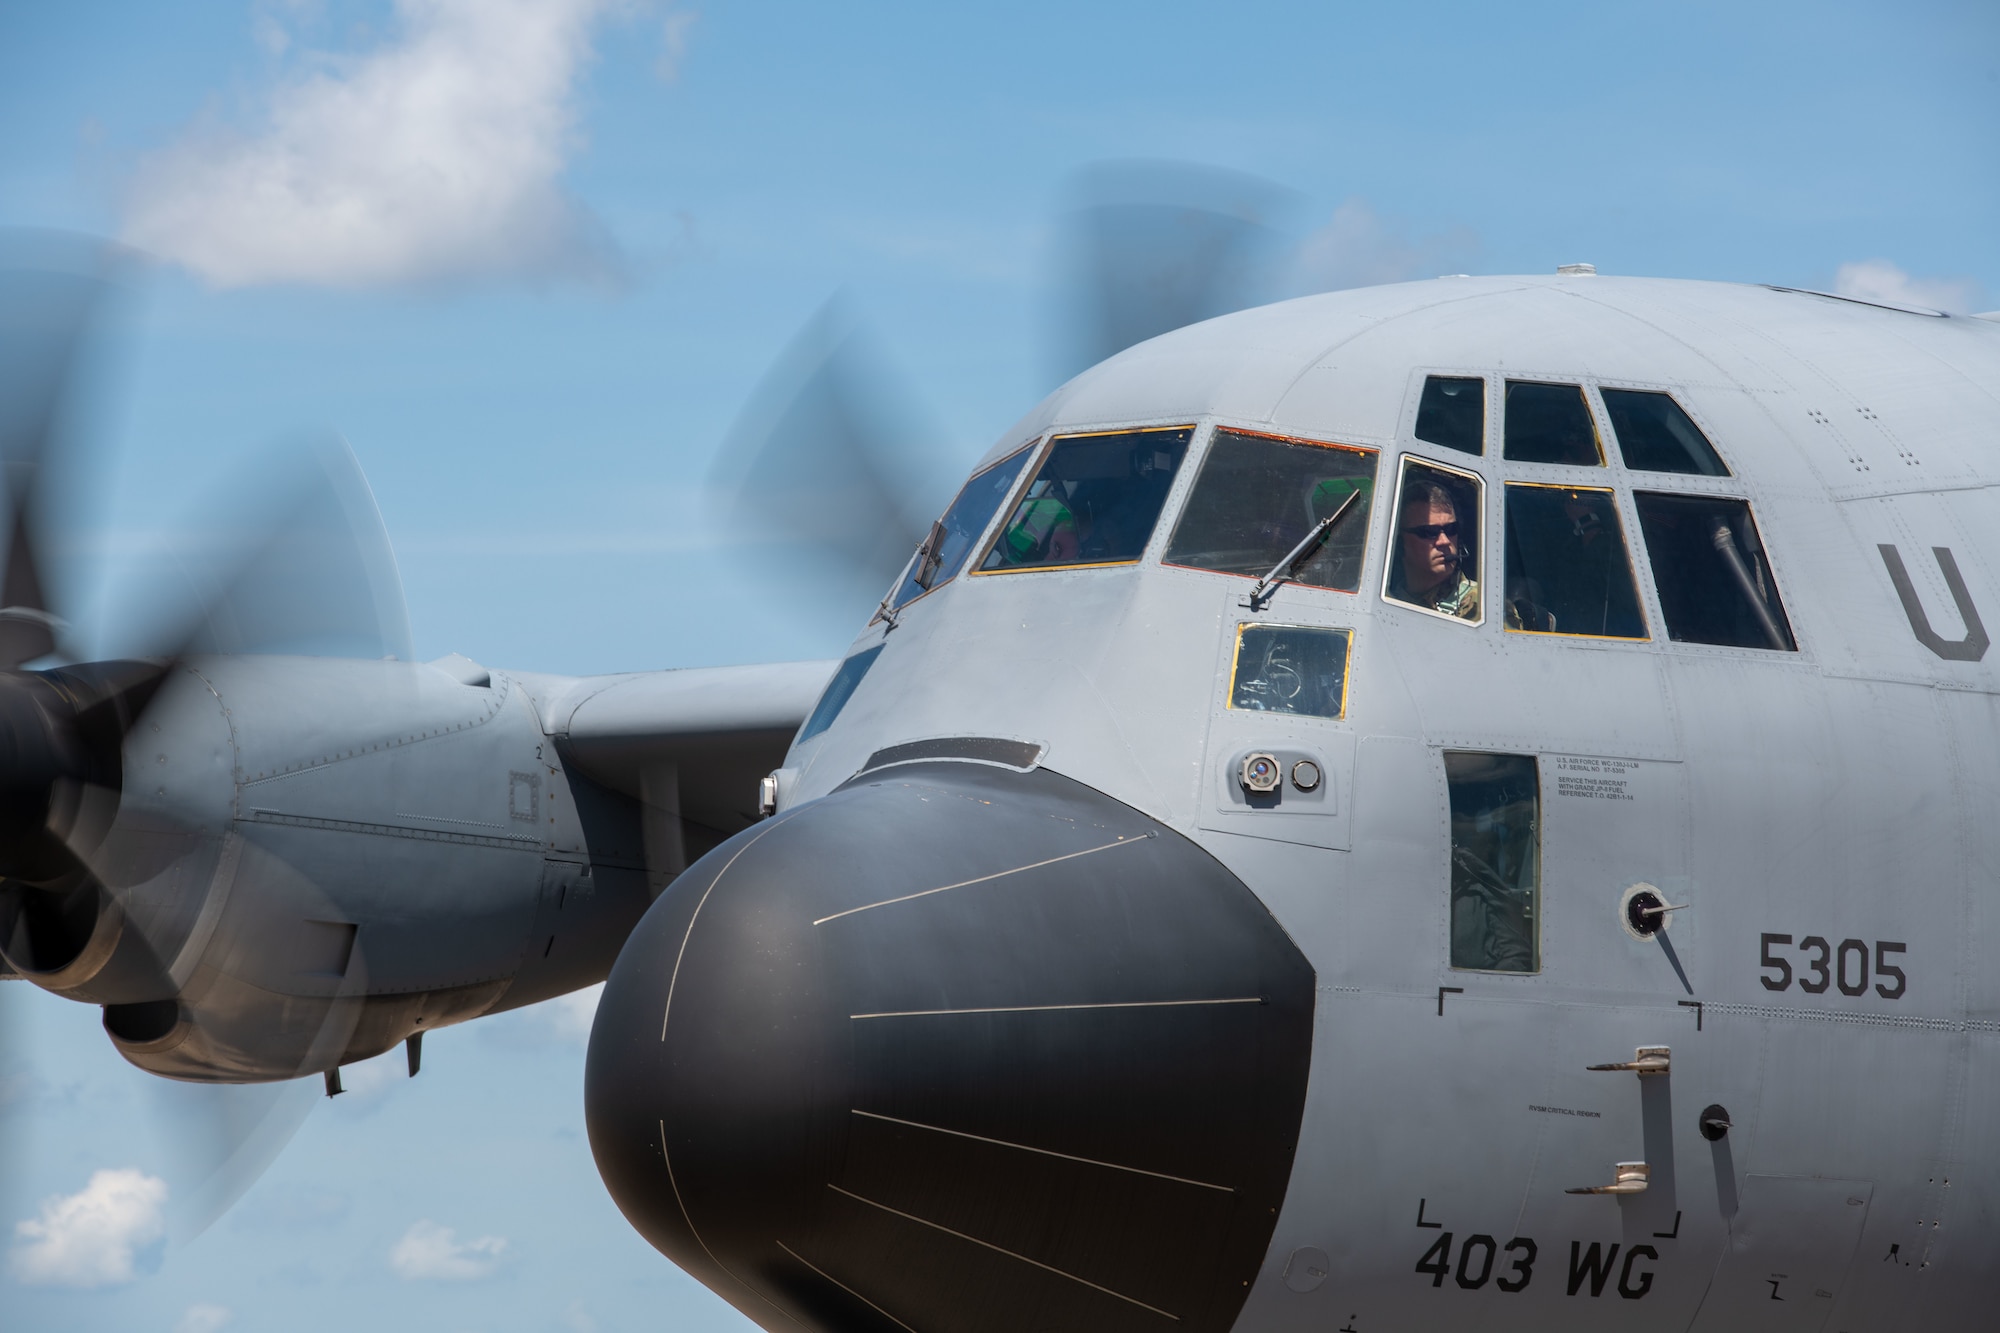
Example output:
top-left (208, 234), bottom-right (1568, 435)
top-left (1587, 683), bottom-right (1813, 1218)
top-left (1392, 477), bottom-right (1478, 618)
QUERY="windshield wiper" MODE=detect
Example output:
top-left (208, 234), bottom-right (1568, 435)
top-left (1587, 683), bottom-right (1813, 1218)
top-left (1708, 516), bottom-right (1789, 650)
top-left (874, 520), bottom-right (947, 631)
top-left (1243, 489), bottom-right (1361, 612)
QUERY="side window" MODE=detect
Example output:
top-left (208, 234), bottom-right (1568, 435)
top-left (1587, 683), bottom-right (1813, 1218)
top-left (1228, 624), bottom-right (1352, 719)
top-left (1383, 457), bottom-right (1484, 623)
top-left (1602, 389), bottom-right (1730, 476)
top-left (1164, 429), bottom-right (1377, 592)
top-left (1632, 493), bottom-right (1796, 650)
top-left (980, 426), bottom-right (1193, 572)
top-left (1414, 376), bottom-right (1484, 455)
top-left (1445, 752), bottom-right (1540, 974)
top-left (798, 646), bottom-right (884, 744)
top-left (1504, 381), bottom-right (1603, 466)
top-left (887, 444), bottom-right (1037, 609)
top-left (1501, 484), bottom-right (1647, 639)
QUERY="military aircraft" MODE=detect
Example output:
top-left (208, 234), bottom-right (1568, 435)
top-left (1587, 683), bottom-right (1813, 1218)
top-left (4, 189), bottom-right (1999, 1331)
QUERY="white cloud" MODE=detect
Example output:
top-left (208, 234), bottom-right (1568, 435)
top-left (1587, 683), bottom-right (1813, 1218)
top-left (389, 1219), bottom-right (508, 1280)
top-left (9, 1168), bottom-right (168, 1288)
top-left (1833, 259), bottom-right (1984, 314)
top-left (176, 1303), bottom-right (235, 1333)
top-left (121, 0), bottom-right (621, 288)
top-left (656, 8), bottom-right (698, 83)
top-left (548, 982), bottom-right (604, 1043)
top-left (1288, 198), bottom-right (1479, 294)
top-left (251, 10), bottom-right (292, 58)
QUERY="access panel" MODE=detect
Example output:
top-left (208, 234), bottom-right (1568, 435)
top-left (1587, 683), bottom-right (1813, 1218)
top-left (1689, 1176), bottom-right (1872, 1333)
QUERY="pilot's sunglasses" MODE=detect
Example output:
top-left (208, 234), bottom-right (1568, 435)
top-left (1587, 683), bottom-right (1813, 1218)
top-left (1402, 522), bottom-right (1461, 540)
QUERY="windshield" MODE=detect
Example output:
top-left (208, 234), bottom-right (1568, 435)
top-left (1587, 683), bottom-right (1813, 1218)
top-left (886, 444), bottom-right (1037, 609)
top-left (980, 427), bottom-right (1193, 572)
top-left (1164, 429), bottom-right (1377, 591)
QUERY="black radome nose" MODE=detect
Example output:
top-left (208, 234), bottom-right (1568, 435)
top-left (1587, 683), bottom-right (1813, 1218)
top-left (586, 761), bottom-right (1314, 1333)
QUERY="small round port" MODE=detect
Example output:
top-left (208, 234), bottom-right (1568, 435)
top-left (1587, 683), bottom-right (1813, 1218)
top-left (1291, 760), bottom-right (1322, 792)
top-left (1618, 882), bottom-right (1671, 940)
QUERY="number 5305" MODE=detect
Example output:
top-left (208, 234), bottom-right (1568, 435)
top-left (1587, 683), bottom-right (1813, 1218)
top-left (1760, 933), bottom-right (1906, 999)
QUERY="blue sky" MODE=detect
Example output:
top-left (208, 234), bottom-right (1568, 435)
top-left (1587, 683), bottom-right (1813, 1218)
top-left (0, 1), bottom-right (1994, 1329)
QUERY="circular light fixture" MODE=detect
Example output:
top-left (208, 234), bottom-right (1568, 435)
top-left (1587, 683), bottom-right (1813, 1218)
top-left (1240, 753), bottom-right (1281, 794)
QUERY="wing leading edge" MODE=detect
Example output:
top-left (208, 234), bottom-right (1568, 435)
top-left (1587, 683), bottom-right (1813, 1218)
top-left (523, 660), bottom-right (835, 879)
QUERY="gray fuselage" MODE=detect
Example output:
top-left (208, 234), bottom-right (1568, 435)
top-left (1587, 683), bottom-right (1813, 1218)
top-left (651, 275), bottom-right (2000, 1332)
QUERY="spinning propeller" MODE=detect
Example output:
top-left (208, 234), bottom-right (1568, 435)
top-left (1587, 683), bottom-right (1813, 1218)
top-left (0, 232), bottom-right (412, 1244)
top-left (713, 160), bottom-right (1301, 624)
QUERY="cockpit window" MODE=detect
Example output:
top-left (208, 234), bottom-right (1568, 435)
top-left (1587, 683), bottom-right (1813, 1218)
top-left (1414, 376), bottom-right (1485, 455)
top-left (1164, 429), bottom-right (1377, 591)
top-left (1502, 484), bottom-right (1647, 639)
top-left (887, 444), bottom-right (1037, 609)
top-left (979, 426), bottom-right (1193, 572)
top-left (1601, 389), bottom-right (1730, 476)
top-left (1632, 493), bottom-right (1796, 650)
top-left (1228, 624), bottom-right (1352, 719)
top-left (1445, 751), bottom-right (1540, 973)
top-left (1383, 457), bottom-right (1484, 624)
top-left (1504, 381), bottom-right (1603, 466)
top-left (798, 645), bottom-right (883, 744)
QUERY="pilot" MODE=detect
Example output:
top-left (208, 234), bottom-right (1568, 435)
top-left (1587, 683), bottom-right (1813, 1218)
top-left (1392, 478), bottom-right (1479, 618)
top-left (999, 487), bottom-right (1080, 564)
top-left (1299, 474), bottom-right (1372, 587)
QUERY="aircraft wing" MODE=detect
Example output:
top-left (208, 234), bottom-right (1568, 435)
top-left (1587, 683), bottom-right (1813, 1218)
top-left (522, 659), bottom-right (836, 873)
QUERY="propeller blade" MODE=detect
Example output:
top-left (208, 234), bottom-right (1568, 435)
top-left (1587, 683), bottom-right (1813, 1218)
top-left (0, 965), bottom-right (29, 1217)
top-left (103, 434), bottom-right (413, 664)
top-left (145, 1073), bottom-right (319, 1247)
top-left (0, 232), bottom-right (129, 668)
top-left (1045, 160), bottom-right (1298, 384)
top-left (708, 296), bottom-right (954, 625)
top-left (0, 232), bottom-right (411, 1245)
top-left (709, 164), bottom-right (1296, 632)
top-left (141, 835), bottom-right (372, 1246)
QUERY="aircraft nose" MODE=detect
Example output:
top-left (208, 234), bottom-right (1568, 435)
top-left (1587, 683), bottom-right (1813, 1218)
top-left (585, 760), bottom-right (1316, 1333)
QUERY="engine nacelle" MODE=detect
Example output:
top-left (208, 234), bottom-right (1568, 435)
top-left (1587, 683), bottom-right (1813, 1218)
top-left (0, 655), bottom-right (654, 1083)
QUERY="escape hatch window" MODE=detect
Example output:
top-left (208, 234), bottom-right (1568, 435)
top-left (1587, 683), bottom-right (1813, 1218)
top-left (887, 443), bottom-right (1037, 609)
top-left (979, 426), bottom-right (1193, 572)
top-left (1632, 494), bottom-right (1796, 650)
top-left (1502, 484), bottom-right (1647, 639)
top-left (1601, 389), bottom-right (1730, 476)
top-left (1445, 751), bottom-right (1540, 974)
top-left (1414, 376), bottom-right (1485, 455)
top-left (1164, 429), bottom-right (1377, 591)
top-left (1504, 381), bottom-right (1603, 466)
top-left (797, 645), bottom-right (883, 744)
top-left (1383, 457), bottom-right (1483, 624)
top-left (1228, 624), bottom-right (1352, 719)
